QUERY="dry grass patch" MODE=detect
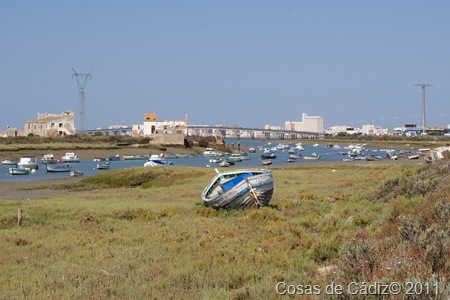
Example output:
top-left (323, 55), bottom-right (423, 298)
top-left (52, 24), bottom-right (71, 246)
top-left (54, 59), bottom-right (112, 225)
top-left (3, 163), bottom-right (442, 299)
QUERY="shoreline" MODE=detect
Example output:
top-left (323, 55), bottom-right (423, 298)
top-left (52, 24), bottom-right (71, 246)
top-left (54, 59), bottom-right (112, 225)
top-left (0, 156), bottom-right (425, 200)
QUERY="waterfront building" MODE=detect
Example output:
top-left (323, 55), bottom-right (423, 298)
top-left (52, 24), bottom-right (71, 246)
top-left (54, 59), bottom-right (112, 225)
top-left (285, 113), bottom-right (324, 134)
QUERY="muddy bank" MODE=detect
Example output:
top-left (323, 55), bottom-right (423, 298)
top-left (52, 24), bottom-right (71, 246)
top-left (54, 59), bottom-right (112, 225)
top-left (0, 145), bottom-right (206, 162)
top-left (0, 177), bottom-right (83, 200)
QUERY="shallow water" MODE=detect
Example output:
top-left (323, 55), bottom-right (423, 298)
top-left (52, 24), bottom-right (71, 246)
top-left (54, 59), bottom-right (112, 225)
top-left (0, 140), bottom-right (402, 182)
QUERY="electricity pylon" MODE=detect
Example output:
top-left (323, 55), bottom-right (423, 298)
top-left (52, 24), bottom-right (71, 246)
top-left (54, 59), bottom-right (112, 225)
top-left (72, 68), bottom-right (92, 133)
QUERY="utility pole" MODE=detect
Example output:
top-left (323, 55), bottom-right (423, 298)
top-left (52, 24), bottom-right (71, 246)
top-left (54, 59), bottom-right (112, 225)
top-left (72, 68), bottom-right (92, 133)
top-left (414, 83), bottom-right (433, 135)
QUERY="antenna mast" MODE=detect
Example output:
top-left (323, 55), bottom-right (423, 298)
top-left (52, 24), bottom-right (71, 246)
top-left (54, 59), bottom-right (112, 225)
top-left (414, 83), bottom-right (433, 134)
top-left (72, 68), bottom-right (92, 133)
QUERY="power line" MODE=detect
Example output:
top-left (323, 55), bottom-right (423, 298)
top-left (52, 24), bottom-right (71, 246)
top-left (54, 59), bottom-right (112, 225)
top-left (72, 68), bottom-right (92, 133)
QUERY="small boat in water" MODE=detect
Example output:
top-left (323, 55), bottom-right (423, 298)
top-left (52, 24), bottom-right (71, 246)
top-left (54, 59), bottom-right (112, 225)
top-left (201, 169), bottom-right (274, 209)
top-left (70, 170), bottom-right (84, 177)
top-left (303, 155), bottom-right (321, 160)
top-left (18, 156), bottom-right (39, 169)
top-left (9, 167), bottom-right (30, 175)
top-left (46, 164), bottom-right (71, 173)
top-left (261, 153), bottom-right (276, 159)
top-left (41, 154), bottom-right (57, 164)
top-left (96, 162), bottom-right (110, 170)
top-left (60, 153), bottom-right (80, 163)
top-left (203, 148), bottom-right (223, 157)
top-left (143, 159), bottom-right (173, 167)
top-left (2, 159), bottom-right (18, 166)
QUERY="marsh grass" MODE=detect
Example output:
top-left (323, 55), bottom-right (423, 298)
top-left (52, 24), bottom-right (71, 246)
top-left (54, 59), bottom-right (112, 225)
top-left (2, 163), bottom-right (448, 299)
top-left (0, 143), bottom-right (119, 152)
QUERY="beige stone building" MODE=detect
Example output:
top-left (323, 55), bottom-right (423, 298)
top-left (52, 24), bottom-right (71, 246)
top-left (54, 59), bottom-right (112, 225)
top-left (24, 111), bottom-right (75, 136)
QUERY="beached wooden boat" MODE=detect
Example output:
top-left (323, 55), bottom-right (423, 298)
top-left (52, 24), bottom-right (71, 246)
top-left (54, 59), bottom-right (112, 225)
top-left (261, 159), bottom-right (273, 166)
top-left (9, 167), bottom-right (29, 175)
top-left (219, 161), bottom-right (230, 167)
top-left (201, 169), bottom-right (274, 209)
top-left (366, 154), bottom-right (383, 161)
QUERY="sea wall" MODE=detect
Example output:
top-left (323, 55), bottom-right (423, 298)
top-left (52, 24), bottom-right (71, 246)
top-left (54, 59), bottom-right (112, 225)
top-left (149, 133), bottom-right (185, 145)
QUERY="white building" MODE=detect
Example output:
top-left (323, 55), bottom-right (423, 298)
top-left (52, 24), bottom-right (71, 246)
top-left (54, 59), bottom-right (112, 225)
top-left (361, 124), bottom-right (388, 136)
top-left (264, 124), bottom-right (282, 130)
top-left (326, 126), bottom-right (360, 136)
top-left (132, 113), bottom-right (187, 137)
top-left (285, 113), bottom-right (324, 134)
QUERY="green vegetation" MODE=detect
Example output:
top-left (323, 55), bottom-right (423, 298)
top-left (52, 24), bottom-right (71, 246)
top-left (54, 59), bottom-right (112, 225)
top-left (0, 163), bottom-right (448, 299)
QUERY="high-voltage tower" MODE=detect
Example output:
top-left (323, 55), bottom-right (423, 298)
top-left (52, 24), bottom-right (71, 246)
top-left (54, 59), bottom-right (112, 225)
top-left (414, 83), bottom-right (433, 134)
top-left (72, 68), bottom-right (92, 133)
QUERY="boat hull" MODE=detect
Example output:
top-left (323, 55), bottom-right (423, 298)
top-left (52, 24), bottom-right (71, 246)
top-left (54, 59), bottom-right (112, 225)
top-left (201, 169), bottom-right (274, 209)
top-left (9, 167), bottom-right (29, 175)
top-left (46, 165), bottom-right (71, 172)
top-left (60, 158), bottom-right (80, 163)
top-left (70, 170), bottom-right (84, 177)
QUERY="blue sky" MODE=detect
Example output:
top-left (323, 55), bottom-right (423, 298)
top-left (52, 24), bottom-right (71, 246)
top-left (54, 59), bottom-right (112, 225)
top-left (1, 1), bottom-right (450, 130)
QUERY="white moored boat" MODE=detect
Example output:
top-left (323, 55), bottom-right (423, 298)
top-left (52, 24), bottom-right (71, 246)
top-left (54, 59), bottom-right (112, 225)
top-left (17, 156), bottom-right (39, 169)
top-left (41, 154), bottom-right (57, 164)
top-left (2, 159), bottom-right (18, 166)
top-left (9, 167), bottom-right (30, 175)
top-left (60, 152), bottom-right (80, 163)
top-left (203, 148), bottom-right (223, 157)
